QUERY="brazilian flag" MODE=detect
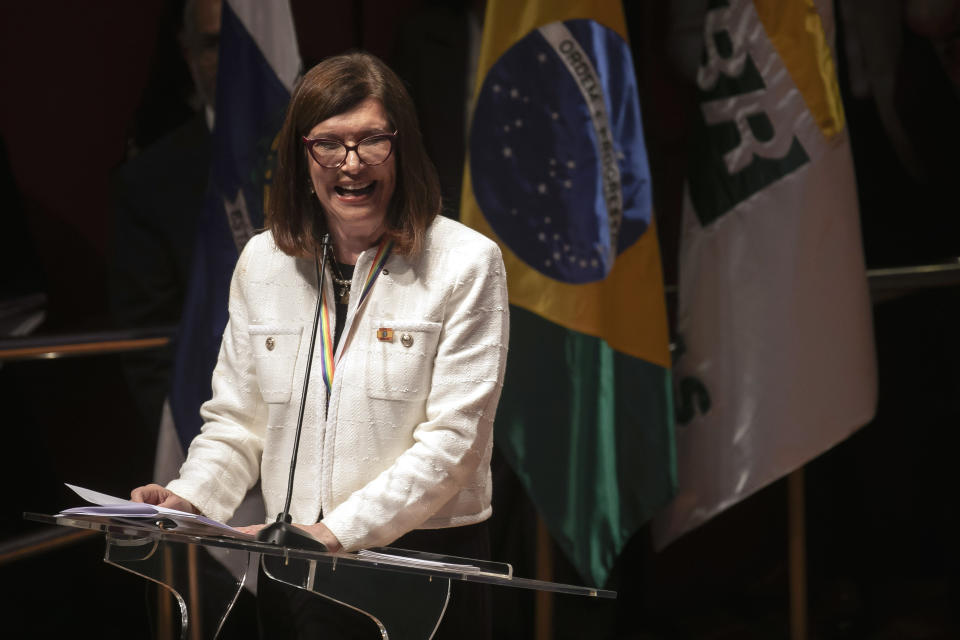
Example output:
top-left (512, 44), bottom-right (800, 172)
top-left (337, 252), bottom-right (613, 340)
top-left (462, 0), bottom-right (675, 587)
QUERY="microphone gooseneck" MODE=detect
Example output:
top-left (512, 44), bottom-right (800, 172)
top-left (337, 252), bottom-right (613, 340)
top-left (256, 234), bottom-right (330, 551)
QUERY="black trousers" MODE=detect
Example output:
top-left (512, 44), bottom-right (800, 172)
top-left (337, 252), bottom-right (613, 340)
top-left (257, 521), bottom-right (492, 639)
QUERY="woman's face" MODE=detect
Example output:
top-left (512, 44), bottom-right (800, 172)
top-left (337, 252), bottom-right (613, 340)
top-left (306, 97), bottom-right (397, 237)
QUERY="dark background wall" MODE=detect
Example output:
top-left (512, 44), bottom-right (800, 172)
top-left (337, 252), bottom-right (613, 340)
top-left (2, 1), bottom-right (958, 638)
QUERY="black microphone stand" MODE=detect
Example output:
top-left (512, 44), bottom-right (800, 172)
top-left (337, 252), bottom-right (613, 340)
top-left (256, 234), bottom-right (330, 552)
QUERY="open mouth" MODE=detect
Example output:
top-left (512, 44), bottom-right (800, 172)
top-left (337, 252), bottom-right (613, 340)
top-left (335, 182), bottom-right (376, 198)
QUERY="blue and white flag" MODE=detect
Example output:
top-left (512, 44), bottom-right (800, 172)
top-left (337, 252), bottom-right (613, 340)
top-left (170, 0), bottom-right (300, 450)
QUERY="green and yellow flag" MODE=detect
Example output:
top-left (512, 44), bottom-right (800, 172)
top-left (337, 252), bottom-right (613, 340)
top-left (462, 0), bottom-right (674, 587)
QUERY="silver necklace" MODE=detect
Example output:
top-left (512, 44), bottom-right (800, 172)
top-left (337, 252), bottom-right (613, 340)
top-left (329, 257), bottom-right (352, 305)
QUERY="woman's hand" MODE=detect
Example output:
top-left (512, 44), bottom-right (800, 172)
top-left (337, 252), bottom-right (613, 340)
top-left (234, 521), bottom-right (343, 552)
top-left (130, 484), bottom-right (199, 514)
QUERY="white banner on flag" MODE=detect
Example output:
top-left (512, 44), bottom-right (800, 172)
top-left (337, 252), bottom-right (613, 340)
top-left (230, 0), bottom-right (300, 91)
top-left (654, 0), bottom-right (877, 547)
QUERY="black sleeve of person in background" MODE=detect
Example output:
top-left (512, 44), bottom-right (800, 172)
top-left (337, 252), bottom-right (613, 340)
top-left (108, 114), bottom-right (211, 438)
top-left (0, 135), bottom-right (46, 312)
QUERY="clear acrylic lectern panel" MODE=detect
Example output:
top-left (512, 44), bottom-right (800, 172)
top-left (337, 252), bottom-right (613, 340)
top-left (261, 551), bottom-right (451, 638)
top-left (104, 531), bottom-right (249, 639)
top-left (25, 512), bottom-right (615, 640)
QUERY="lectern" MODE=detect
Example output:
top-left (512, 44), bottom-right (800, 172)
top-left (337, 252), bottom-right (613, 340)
top-left (25, 513), bottom-right (615, 639)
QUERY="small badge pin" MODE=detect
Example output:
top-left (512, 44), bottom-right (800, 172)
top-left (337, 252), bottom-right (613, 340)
top-left (377, 328), bottom-right (394, 342)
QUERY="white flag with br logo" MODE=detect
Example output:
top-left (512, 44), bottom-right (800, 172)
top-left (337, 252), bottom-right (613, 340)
top-left (653, 0), bottom-right (877, 547)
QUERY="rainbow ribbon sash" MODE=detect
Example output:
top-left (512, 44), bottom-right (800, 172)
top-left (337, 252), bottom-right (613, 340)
top-left (319, 239), bottom-right (394, 395)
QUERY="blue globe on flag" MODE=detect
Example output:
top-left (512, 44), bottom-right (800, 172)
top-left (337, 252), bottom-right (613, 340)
top-left (470, 19), bottom-right (651, 284)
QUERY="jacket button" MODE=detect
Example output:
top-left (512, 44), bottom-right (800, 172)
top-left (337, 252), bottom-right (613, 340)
top-left (400, 333), bottom-right (413, 347)
top-left (265, 337), bottom-right (275, 351)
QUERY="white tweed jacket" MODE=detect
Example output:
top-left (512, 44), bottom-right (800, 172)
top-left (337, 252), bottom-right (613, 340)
top-left (167, 215), bottom-right (509, 551)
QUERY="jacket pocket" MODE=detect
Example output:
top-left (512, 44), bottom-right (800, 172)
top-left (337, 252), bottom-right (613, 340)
top-left (249, 324), bottom-right (303, 404)
top-left (365, 319), bottom-right (441, 401)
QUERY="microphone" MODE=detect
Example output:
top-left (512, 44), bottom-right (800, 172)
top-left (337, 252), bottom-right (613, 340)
top-left (256, 233), bottom-right (330, 551)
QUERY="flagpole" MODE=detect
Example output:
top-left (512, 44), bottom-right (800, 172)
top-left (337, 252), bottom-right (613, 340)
top-left (187, 544), bottom-right (202, 640)
top-left (158, 546), bottom-right (174, 640)
top-left (535, 515), bottom-right (554, 640)
top-left (788, 468), bottom-right (808, 640)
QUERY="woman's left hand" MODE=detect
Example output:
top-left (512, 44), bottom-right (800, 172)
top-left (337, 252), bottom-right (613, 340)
top-left (234, 521), bottom-right (343, 552)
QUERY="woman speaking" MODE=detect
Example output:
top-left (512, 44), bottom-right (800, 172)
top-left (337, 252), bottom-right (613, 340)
top-left (132, 51), bottom-right (509, 638)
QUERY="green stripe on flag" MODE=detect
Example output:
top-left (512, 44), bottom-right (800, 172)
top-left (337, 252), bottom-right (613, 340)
top-left (496, 306), bottom-right (675, 587)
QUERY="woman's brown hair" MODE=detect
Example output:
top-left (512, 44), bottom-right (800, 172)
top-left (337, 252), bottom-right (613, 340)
top-left (268, 51), bottom-right (441, 258)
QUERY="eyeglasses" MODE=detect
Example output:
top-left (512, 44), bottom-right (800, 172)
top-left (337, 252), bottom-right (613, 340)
top-left (302, 131), bottom-right (398, 168)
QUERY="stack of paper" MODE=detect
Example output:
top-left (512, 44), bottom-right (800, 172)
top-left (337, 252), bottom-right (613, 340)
top-left (58, 483), bottom-right (251, 538)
